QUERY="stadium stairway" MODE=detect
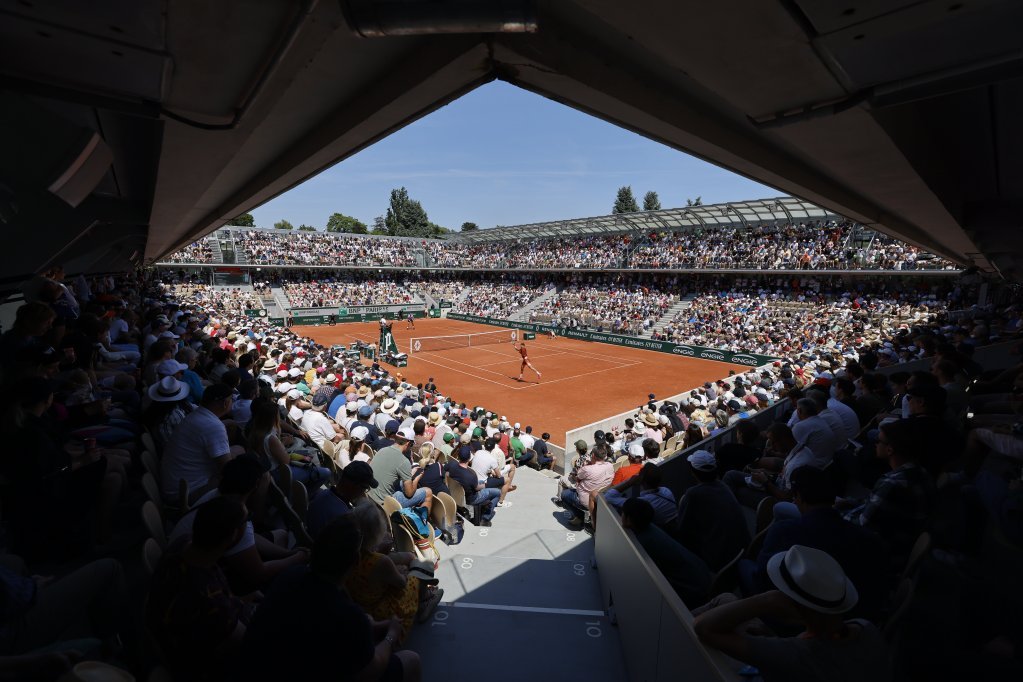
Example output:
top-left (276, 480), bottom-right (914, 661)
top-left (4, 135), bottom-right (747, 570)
top-left (509, 285), bottom-right (561, 322)
top-left (406, 467), bottom-right (626, 680)
top-left (645, 294), bottom-right (696, 337)
top-left (270, 285), bottom-right (293, 313)
top-left (208, 236), bottom-right (224, 264)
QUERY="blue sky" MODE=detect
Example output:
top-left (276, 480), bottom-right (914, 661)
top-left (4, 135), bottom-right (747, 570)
top-left (251, 81), bottom-right (777, 231)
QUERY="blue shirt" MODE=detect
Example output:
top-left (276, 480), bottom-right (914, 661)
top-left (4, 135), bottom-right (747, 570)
top-left (605, 486), bottom-right (678, 527)
top-left (327, 394), bottom-right (347, 420)
top-left (181, 369), bottom-right (205, 404)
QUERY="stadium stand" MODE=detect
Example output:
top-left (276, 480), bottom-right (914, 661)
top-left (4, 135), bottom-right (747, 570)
top-left (160, 200), bottom-right (960, 272)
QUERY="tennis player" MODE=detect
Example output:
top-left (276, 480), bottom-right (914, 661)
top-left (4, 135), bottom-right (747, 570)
top-left (515, 341), bottom-right (541, 382)
top-left (406, 312), bottom-right (415, 329)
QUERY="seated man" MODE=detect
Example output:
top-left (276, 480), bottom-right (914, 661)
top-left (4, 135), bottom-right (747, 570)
top-left (694, 545), bottom-right (888, 682)
top-left (306, 461), bottom-right (378, 539)
top-left (471, 438), bottom-right (516, 508)
top-left (300, 393), bottom-right (343, 449)
top-left (146, 497), bottom-right (256, 682)
top-left (368, 427), bottom-right (432, 510)
top-left (556, 444), bottom-right (614, 527)
top-left (160, 384), bottom-right (241, 504)
top-left (605, 462), bottom-right (678, 528)
top-left (675, 450), bottom-right (750, 572)
top-left (238, 517), bottom-right (421, 682)
top-left (621, 498), bottom-right (711, 608)
top-left (740, 466), bottom-right (888, 621)
top-left (446, 446), bottom-right (501, 525)
top-left (168, 455), bottom-right (309, 594)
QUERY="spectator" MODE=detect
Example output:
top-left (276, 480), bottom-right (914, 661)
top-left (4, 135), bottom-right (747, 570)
top-left (369, 427), bottom-right (432, 510)
top-left (238, 516), bottom-right (422, 682)
top-left (160, 383), bottom-right (240, 504)
top-left (674, 451), bottom-right (750, 572)
top-left (621, 498), bottom-right (711, 608)
top-left (307, 461), bottom-right (378, 538)
top-left (605, 462), bottom-right (678, 528)
top-left (146, 496), bottom-right (256, 681)
top-left (694, 545), bottom-right (889, 682)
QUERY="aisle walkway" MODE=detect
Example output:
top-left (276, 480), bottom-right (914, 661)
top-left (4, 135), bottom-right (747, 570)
top-left (407, 467), bottom-right (626, 681)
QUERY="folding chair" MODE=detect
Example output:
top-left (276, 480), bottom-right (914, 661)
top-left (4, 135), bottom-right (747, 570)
top-left (141, 500), bottom-right (168, 549)
top-left (141, 450), bottom-right (160, 482)
top-left (754, 496), bottom-right (778, 535)
top-left (142, 537), bottom-right (163, 577)
top-left (141, 472), bottom-right (163, 510)
top-left (709, 549), bottom-right (744, 597)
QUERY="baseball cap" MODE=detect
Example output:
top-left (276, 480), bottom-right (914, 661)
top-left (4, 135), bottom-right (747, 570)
top-left (350, 426), bottom-right (370, 440)
top-left (156, 359), bottom-right (188, 376)
top-left (286, 389), bottom-right (301, 400)
top-left (358, 405), bottom-right (373, 418)
top-left (687, 450), bottom-right (717, 472)
top-left (340, 461), bottom-right (378, 489)
top-left (628, 441), bottom-right (645, 459)
top-left (443, 432), bottom-right (456, 443)
top-left (395, 427), bottom-right (415, 442)
top-left (384, 419), bottom-right (400, 434)
top-left (574, 439), bottom-right (588, 452)
top-left (311, 393), bottom-right (330, 408)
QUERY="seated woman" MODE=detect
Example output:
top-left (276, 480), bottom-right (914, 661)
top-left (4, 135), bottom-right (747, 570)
top-left (411, 443), bottom-right (449, 497)
top-left (345, 501), bottom-right (442, 639)
top-left (247, 399), bottom-right (331, 493)
top-left (337, 425), bottom-right (374, 468)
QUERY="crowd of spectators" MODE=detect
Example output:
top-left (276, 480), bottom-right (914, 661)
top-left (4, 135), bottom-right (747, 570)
top-left (529, 280), bottom-right (674, 335)
top-left (235, 229), bottom-right (422, 267)
top-left (451, 281), bottom-right (554, 318)
top-left (166, 236), bottom-right (214, 263)
top-left (164, 222), bottom-right (958, 271)
top-left (426, 235), bottom-right (623, 269)
top-left (0, 264), bottom-right (570, 680)
top-left (553, 290), bottom-right (1023, 679)
top-left (165, 284), bottom-right (264, 316)
top-left (653, 275), bottom-right (954, 357)
top-left (282, 278), bottom-right (421, 309)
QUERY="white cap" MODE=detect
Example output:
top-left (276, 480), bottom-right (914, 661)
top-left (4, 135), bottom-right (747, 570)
top-left (687, 450), bottom-right (717, 471)
top-left (350, 426), bottom-right (369, 440)
top-left (396, 426), bottom-right (416, 441)
top-left (628, 441), bottom-right (645, 459)
top-left (286, 389), bottom-right (301, 400)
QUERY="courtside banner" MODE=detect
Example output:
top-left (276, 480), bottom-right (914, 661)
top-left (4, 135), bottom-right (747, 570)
top-left (446, 313), bottom-right (779, 366)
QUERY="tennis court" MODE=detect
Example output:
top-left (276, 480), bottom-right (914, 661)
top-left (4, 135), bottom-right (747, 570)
top-left (292, 317), bottom-right (749, 446)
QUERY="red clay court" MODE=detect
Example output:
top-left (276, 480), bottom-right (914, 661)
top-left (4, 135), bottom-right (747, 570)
top-left (292, 317), bottom-right (748, 446)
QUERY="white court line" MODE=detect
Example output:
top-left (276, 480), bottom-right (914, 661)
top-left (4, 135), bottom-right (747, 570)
top-left (412, 354), bottom-right (520, 390)
top-left (414, 350), bottom-right (636, 391)
top-left (441, 602), bottom-right (605, 618)
top-left (514, 360), bottom-right (643, 390)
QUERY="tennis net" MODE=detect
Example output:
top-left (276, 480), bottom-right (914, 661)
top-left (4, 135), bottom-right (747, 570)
top-left (409, 328), bottom-right (520, 353)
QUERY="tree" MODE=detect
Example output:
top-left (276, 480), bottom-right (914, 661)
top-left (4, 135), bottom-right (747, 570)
top-left (228, 213), bottom-right (254, 226)
top-left (384, 187), bottom-right (431, 237)
top-left (460, 222), bottom-right (479, 232)
top-left (429, 222), bottom-right (450, 237)
top-left (372, 215), bottom-right (386, 234)
top-left (686, 196), bottom-right (703, 207)
top-left (273, 219), bottom-right (293, 230)
top-left (613, 186), bottom-right (639, 213)
top-left (642, 191), bottom-right (661, 211)
top-left (297, 224), bottom-right (316, 231)
top-left (326, 212), bottom-right (367, 234)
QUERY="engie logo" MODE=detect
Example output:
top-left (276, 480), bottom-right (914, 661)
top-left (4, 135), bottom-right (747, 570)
top-left (700, 350), bottom-right (726, 361)
top-left (732, 354), bottom-right (759, 366)
top-left (671, 346), bottom-right (695, 356)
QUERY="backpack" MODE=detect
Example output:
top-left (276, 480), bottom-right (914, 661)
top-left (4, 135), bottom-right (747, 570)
top-left (391, 508), bottom-right (440, 566)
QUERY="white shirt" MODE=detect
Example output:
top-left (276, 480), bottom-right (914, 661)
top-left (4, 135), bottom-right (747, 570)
top-left (471, 449), bottom-right (499, 483)
top-left (169, 489), bottom-right (255, 557)
top-left (231, 399), bottom-right (253, 425)
top-left (301, 409), bottom-right (336, 449)
top-left (518, 432), bottom-right (535, 450)
top-left (160, 406), bottom-right (231, 500)
top-left (827, 398), bottom-right (860, 440)
top-left (817, 409), bottom-right (850, 449)
top-left (109, 317), bottom-right (129, 342)
top-left (791, 414), bottom-right (838, 464)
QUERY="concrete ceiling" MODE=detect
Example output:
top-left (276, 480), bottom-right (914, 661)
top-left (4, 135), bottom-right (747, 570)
top-left (0, 0), bottom-right (1020, 279)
